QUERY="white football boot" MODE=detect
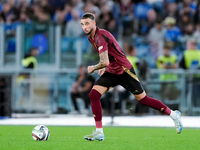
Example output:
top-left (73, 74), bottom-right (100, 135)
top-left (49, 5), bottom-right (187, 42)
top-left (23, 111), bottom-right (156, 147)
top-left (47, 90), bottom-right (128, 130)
top-left (172, 110), bottom-right (183, 134)
top-left (84, 131), bottom-right (105, 141)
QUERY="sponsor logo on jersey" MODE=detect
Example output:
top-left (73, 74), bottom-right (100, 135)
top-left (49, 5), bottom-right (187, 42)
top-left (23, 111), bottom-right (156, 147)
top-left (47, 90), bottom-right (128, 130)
top-left (98, 46), bottom-right (103, 51)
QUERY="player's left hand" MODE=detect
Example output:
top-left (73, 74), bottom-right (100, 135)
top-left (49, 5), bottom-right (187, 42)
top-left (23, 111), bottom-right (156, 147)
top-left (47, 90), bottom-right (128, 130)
top-left (98, 68), bottom-right (105, 76)
top-left (87, 66), bottom-right (95, 74)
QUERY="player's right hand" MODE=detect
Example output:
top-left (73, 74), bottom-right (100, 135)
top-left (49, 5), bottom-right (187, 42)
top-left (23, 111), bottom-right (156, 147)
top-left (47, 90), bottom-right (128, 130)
top-left (98, 68), bottom-right (105, 76)
top-left (88, 66), bottom-right (95, 74)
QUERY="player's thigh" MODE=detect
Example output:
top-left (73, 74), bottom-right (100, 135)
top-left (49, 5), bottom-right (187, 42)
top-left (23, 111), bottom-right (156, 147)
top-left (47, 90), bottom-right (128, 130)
top-left (118, 68), bottom-right (144, 95)
top-left (94, 71), bottom-right (118, 95)
top-left (92, 85), bottom-right (108, 95)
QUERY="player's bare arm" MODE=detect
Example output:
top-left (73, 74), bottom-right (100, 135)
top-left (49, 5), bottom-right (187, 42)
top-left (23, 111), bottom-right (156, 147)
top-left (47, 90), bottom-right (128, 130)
top-left (87, 50), bottom-right (109, 74)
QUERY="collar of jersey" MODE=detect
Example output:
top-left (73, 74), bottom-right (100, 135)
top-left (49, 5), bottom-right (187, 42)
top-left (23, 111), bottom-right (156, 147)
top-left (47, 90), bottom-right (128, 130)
top-left (89, 27), bottom-right (99, 40)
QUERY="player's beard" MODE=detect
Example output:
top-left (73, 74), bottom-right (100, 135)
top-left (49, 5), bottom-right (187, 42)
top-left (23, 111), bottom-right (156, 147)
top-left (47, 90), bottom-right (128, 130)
top-left (86, 28), bottom-right (93, 35)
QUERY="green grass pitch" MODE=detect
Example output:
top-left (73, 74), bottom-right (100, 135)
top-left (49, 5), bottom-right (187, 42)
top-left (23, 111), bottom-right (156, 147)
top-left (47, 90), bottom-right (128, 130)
top-left (0, 126), bottom-right (199, 150)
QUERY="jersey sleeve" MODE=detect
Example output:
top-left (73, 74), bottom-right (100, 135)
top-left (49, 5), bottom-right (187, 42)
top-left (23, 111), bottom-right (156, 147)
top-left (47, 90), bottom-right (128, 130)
top-left (97, 35), bottom-right (108, 54)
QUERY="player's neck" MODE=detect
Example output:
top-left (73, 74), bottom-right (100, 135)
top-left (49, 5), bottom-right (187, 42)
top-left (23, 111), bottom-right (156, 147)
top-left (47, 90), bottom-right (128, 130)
top-left (90, 26), bottom-right (97, 39)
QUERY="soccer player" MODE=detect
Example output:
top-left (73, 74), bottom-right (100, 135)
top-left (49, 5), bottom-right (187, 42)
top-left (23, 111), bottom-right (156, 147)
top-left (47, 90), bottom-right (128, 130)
top-left (80, 13), bottom-right (183, 141)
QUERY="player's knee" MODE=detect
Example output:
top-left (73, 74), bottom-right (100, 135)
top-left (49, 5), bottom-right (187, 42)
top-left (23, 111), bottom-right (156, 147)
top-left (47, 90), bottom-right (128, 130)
top-left (89, 89), bottom-right (102, 102)
top-left (134, 91), bottom-right (146, 101)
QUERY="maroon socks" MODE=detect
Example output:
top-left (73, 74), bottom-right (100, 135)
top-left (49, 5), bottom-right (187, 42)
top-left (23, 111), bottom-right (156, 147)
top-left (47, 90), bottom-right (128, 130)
top-left (89, 88), bottom-right (172, 129)
top-left (89, 89), bottom-right (102, 128)
top-left (139, 95), bottom-right (171, 115)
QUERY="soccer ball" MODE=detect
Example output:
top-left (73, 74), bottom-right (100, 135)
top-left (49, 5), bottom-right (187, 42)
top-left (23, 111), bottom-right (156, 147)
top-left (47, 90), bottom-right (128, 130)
top-left (32, 125), bottom-right (50, 141)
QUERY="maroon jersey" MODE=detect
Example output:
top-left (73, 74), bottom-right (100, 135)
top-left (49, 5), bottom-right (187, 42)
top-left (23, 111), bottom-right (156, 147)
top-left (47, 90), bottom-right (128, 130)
top-left (88, 27), bottom-right (132, 75)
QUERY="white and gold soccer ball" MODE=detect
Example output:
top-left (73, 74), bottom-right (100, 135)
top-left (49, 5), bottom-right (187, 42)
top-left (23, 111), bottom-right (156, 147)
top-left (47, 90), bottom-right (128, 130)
top-left (32, 125), bottom-right (50, 141)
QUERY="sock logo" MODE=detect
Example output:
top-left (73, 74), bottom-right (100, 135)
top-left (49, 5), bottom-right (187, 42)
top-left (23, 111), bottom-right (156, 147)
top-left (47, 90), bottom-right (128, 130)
top-left (161, 108), bottom-right (164, 111)
top-left (93, 114), bottom-right (96, 117)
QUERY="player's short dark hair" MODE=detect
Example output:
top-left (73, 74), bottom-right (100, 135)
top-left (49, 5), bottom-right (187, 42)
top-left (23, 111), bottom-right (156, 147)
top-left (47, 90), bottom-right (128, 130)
top-left (81, 12), bottom-right (95, 21)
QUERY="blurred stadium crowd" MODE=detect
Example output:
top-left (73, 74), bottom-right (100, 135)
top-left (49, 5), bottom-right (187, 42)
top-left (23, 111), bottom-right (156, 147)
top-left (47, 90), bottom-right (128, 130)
top-left (0, 0), bottom-right (200, 67)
